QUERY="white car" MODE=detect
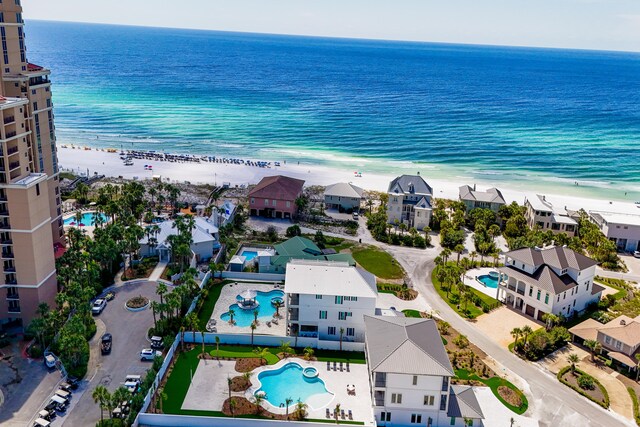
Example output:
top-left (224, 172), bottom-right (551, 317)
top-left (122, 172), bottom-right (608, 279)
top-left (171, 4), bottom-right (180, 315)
top-left (634, 251), bottom-right (640, 259)
top-left (140, 348), bottom-right (162, 361)
top-left (92, 299), bottom-right (107, 315)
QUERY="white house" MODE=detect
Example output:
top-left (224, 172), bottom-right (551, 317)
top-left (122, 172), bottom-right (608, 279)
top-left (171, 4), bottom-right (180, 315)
top-left (524, 194), bottom-right (577, 237)
top-left (589, 210), bottom-right (640, 253)
top-left (284, 260), bottom-right (377, 342)
top-left (365, 316), bottom-right (484, 427)
top-left (387, 174), bottom-right (433, 230)
top-left (324, 182), bottom-right (364, 211)
top-left (497, 246), bottom-right (603, 321)
top-left (139, 217), bottom-right (219, 262)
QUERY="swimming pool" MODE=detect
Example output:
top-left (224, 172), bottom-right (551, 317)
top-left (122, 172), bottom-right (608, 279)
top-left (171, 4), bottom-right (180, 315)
top-left (241, 250), bottom-right (258, 261)
top-left (63, 212), bottom-right (108, 226)
top-left (221, 289), bottom-right (284, 327)
top-left (478, 274), bottom-right (499, 289)
top-left (256, 363), bottom-right (331, 408)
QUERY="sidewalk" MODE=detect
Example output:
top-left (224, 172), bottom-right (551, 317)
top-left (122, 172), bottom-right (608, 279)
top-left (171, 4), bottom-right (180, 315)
top-left (148, 261), bottom-right (168, 282)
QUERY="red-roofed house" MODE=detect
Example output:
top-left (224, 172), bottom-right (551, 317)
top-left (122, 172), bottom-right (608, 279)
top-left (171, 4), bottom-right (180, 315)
top-left (248, 175), bottom-right (305, 219)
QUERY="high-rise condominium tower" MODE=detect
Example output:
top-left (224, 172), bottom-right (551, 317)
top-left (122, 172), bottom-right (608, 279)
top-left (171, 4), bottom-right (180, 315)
top-left (0, 0), bottom-right (62, 327)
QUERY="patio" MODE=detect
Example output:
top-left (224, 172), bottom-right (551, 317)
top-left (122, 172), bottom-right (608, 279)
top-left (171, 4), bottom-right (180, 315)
top-left (462, 267), bottom-right (501, 300)
top-left (211, 281), bottom-right (286, 336)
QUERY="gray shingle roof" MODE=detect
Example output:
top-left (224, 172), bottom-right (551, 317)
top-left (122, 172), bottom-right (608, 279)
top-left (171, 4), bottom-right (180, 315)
top-left (388, 175), bottom-right (433, 197)
top-left (499, 264), bottom-right (578, 295)
top-left (506, 246), bottom-right (597, 271)
top-left (364, 316), bottom-right (453, 377)
top-left (459, 185), bottom-right (506, 205)
top-left (447, 385), bottom-right (484, 419)
top-left (324, 182), bottom-right (364, 199)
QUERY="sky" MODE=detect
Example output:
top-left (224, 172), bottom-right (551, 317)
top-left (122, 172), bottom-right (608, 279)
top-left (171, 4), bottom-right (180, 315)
top-left (23, 0), bottom-right (640, 52)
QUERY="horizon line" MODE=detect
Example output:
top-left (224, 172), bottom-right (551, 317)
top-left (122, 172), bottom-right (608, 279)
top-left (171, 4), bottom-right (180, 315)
top-left (27, 18), bottom-right (640, 56)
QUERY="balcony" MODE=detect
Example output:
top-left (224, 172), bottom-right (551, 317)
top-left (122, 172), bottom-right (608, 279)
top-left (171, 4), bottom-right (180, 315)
top-left (3, 116), bottom-right (15, 125)
top-left (6, 146), bottom-right (18, 156)
top-left (0, 210), bottom-right (9, 217)
top-left (4, 266), bottom-right (16, 273)
top-left (289, 294), bottom-right (299, 306)
top-left (5, 131), bottom-right (16, 139)
top-left (2, 252), bottom-right (15, 259)
top-left (0, 239), bottom-right (12, 245)
top-left (0, 222), bottom-right (10, 230)
top-left (289, 310), bottom-right (299, 321)
top-left (8, 162), bottom-right (19, 171)
top-left (7, 306), bottom-right (20, 313)
top-left (6, 292), bottom-right (19, 300)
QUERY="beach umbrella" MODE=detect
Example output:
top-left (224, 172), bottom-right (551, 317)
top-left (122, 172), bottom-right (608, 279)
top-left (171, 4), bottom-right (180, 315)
top-left (239, 290), bottom-right (257, 300)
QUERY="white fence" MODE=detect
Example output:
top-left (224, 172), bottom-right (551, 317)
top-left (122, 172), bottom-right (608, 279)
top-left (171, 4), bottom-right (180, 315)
top-left (183, 331), bottom-right (365, 352)
top-left (137, 413), bottom-right (353, 427)
top-left (221, 271), bottom-right (285, 282)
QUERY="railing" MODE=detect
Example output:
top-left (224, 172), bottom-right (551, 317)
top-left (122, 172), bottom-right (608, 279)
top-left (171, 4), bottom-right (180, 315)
top-left (516, 289), bottom-right (525, 296)
top-left (374, 399), bottom-right (385, 406)
top-left (8, 162), bottom-right (19, 171)
top-left (7, 306), bottom-right (20, 313)
top-left (5, 131), bottom-right (16, 139)
top-left (6, 146), bottom-right (18, 155)
top-left (0, 211), bottom-right (8, 216)
top-left (3, 116), bottom-right (14, 125)
top-left (2, 252), bottom-right (15, 259)
top-left (289, 311), bottom-right (299, 321)
top-left (0, 223), bottom-right (10, 230)
top-left (375, 381), bottom-right (386, 387)
top-left (289, 295), bottom-right (299, 305)
top-left (6, 293), bottom-right (19, 299)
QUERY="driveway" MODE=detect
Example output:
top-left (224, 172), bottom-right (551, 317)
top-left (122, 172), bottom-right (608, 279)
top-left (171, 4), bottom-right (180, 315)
top-left (51, 281), bottom-right (162, 427)
top-left (473, 306), bottom-right (542, 348)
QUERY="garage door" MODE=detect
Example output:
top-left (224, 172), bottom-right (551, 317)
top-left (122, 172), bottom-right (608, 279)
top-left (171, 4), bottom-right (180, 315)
top-left (525, 304), bottom-right (535, 318)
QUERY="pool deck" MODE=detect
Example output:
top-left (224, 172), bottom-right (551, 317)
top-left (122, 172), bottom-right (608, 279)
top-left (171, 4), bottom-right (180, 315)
top-left (462, 267), bottom-right (500, 300)
top-left (211, 282), bottom-right (287, 336)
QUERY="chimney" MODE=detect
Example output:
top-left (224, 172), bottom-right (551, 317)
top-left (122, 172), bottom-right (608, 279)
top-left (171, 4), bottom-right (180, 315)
top-left (473, 183), bottom-right (476, 191)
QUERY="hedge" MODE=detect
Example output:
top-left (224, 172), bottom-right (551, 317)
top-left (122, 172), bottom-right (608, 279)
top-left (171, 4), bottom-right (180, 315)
top-left (629, 387), bottom-right (640, 426)
top-left (557, 366), bottom-right (609, 408)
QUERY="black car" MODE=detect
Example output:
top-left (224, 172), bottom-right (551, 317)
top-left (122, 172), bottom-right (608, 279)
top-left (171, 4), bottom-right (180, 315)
top-left (101, 333), bottom-right (112, 355)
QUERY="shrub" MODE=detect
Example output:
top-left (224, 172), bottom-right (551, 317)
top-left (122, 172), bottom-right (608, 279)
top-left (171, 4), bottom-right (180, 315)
top-left (286, 225), bottom-right (301, 237)
top-left (413, 235), bottom-right (427, 248)
top-left (578, 374), bottom-right (595, 390)
top-left (389, 234), bottom-right (401, 245)
top-left (401, 234), bottom-right (414, 247)
top-left (453, 334), bottom-right (470, 349)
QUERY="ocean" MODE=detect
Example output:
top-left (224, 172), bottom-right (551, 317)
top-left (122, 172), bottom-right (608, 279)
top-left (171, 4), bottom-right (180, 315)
top-left (25, 20), bottom-right (640, 200)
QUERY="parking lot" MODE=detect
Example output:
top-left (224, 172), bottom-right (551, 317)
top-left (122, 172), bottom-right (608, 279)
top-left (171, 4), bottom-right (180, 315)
top-left (30, 280), bottom-right (162, 427)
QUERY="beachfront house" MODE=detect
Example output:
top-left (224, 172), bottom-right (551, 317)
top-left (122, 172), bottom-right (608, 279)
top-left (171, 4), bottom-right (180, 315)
top-left (387, 174), bottom-right (433, 230)
top-left (257, 236), bottom-right (355, 274)
top-left (570, 315), bottom-right (640, 370)
top-left (589, 211), bottom-right (640, 253)
top-left (324, 182), bottom-right (364, 212)
top-left (248, 175), bottom-right (304, 219)
top-left (284, 260), bottom-right (377, 342)
top-left (458, 185), bottom-right (506, 213)
top-left (365, 316), bottom-right (484, 427)
top-left (139, 217), bottom-right (218, 262)
top-left (196, 200), bottom-right (237, 228)
top-left (497, 246), bottom-right (603, 321)
top-left (524, 194), bottom-right (577, 237)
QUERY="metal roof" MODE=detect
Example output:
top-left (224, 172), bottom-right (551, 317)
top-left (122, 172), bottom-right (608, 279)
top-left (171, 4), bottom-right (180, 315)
top-left (325, 182), bottom-right (364, 199)
top-left (285, 260), bottom-right (378, 298)
top-left (388, 175), bottom-right (433, 197)
top-left (505, 246), bottom-right (597, 271)
top-left (447, 385), bottom-right (484, 420)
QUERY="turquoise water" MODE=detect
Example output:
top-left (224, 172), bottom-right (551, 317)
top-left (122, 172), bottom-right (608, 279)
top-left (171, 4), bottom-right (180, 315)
top-left (63, 212), bottom-right (108, 226)
top-left (25, 21), bottom-right (640, 201)
top-left (478, 274), bottom-right (499, 289)
top-left (256, 363), bottom-right (330, 408)
top-left (220, 290), bottom-right (284, 327)
top-left (241, 250), bottom-right (258, 261)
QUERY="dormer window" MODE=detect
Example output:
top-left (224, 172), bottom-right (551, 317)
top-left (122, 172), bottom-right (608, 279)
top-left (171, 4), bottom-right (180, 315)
top-left (561, 268), bottom-right (567, 275)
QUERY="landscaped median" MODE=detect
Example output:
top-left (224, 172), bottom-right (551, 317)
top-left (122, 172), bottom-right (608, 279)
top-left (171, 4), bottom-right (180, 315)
top-left (557, 366), bottom-right (609, 409)
top-left (455, 369), bottom-right (528, 415)
top-left (351, 245), bottom-right (404, 280)
top-left (628, 387), bottom-right (640, 426)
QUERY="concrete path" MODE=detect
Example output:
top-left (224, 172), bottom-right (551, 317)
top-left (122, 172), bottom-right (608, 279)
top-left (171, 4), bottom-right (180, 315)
top-left (148, 261), bottom-right (168, 281)
top-left (579, 361), bottom-right (634, 420)
top-left (473, 306), bottom-right (542, 348)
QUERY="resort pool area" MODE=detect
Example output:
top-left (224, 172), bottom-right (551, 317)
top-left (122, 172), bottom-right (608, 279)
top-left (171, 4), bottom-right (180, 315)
top-left (241, 250), bottom-right (258, 261)
top-left (478, 274), bottom-right (499, 289)
top-left (256, 363), bottom-right (331, 408)
top-left (63, 212), bottom-right (108, 226)
top-left (220, 289), bottom-right (284, 327)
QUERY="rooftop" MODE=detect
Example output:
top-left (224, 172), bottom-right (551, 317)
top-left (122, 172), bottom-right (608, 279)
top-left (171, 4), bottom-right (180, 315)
top-left (526, 194), bottom-right (554, 212)
top-left (500, 264), bottom-right (579, 295)
top-left (285, 260), bottom-right (378, 298)
top-left (505, 246), bottom-right (597, 271)
top-left (364, 316), bottom-right (454, 377)
top-left (139, 216), bottom-right (218, 247)
top-left (325, 182), bottom-right (364, 199)
top-left (448, 385), bottom-right (484, 420)
top-left (388, 174), bottom-right (433, 197)
top-left (590, 210), bottom-right (640, 227)
top-left (248, 175), bottom-right (305, 201)
top-left (459, 185), bottom-right (506, 205)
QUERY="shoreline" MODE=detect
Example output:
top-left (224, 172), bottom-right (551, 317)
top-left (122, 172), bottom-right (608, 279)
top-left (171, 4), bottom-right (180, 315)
top-left (57, 145), bottom-right (640, 217)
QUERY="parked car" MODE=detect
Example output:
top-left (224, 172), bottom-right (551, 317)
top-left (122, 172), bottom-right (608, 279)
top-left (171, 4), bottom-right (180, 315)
top-left (38, 408), bottom-right (56, 421)
top-left (44, 352), bottom-right (56, 370)
top-left (101, 333), bottom-right (112, 355)
top-left (150, 336), bottom-right (163, 349)
top-left (92, 298), bottom-right (107, 315)
top-left (352, 212), bottom-right (359, 220)
top-left (634, 251), bottom-right (640, 258)
top-left (33, 418), bottom-right (51, 427)
top-left (140, 348), bottom-right (162, 361)
top-left (60, 377), bottom-right (79, 392)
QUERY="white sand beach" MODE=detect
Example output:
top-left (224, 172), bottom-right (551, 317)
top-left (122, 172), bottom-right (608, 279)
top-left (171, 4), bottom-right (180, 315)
top-left (58, 146), bottom-right (640, 216)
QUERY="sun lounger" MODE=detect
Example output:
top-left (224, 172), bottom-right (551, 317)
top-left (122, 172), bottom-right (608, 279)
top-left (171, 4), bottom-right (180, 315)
top-left (266, 321), bottom-right (271, 327)
top-left (326, 408), bottom-right (331, 418)
top-left (327, 361), bottom-right (331, 370)
top-left (340, 362), bottom-right (343, 372)
top-left (333, 362), bottom-right (337, 371)
top-left (341, 409), bottom-right (345, 419)
top-left (346, 362), bottom-right (350, 372)
top-left (348, 410), bottom-right (353, 420)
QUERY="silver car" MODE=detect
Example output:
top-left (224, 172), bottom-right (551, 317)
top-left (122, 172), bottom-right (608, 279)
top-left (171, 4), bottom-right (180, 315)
top-left (140, 348), bottom-right (162, 361)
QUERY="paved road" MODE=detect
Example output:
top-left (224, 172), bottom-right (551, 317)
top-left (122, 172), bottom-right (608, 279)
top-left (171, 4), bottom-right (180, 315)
top-left (56, 281), bottom-right (161, 427)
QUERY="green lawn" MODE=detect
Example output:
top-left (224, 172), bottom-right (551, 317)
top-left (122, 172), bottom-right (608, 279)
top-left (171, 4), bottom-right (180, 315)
top-left (196, 280), bottom-right (229, 330)
top-left (313, 349), bottom-right (366, 364)
top-left (455, 369), bottom-right (528, 415)
top-left (432, 269), bottom-right (484, 319)
top-left (351, 246), bottom-right (403, 279)
top-left (402, 309), bottom-right (423, 318)
top-left (212, 345), bottom-right (280, 364)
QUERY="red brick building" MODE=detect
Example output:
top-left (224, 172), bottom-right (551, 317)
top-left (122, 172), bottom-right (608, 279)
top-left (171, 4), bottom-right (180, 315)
top-left (248, 175), bottom-right (305, 219)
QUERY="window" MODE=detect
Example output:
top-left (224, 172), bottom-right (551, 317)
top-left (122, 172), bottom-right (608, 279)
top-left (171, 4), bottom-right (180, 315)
top-left (316, 294), bottom-right (323, 299)
top-left (338, 312), bottom-right (352, 320)
top-left (412, 375), bottom-right (418, 385)
top-left (545, 293), bottom-right (549, 304)
top-left (380, 412), bottom-right (391, 422)
top-left (264, 199), bottom-right (269, 206)
top-left (450, 418), bottom-right (456, 426)
top-left (561, 268), bottom-right (567, 275)
top-left (563, 292), bottom-right (566, 300)
top-left (440, 395), bottom-right (447, 411)
top-left (391, 393), bottom-right (402, 404)
top-left (586, 281), bottom-right (590, 291)
top-left (442, 377), bottom-right (449, 391)
top-left (35, 183), bottom-right (40, 196)
top-left (346, 327), bottom-right (354, 336)
top-left (327, 326), bottom-right (336, 335)
top-left (423, 395), bottom-right (435, 406)
top-left (335, 296), bottom-right (343, 304)
top-left (410, 414), bottom-right (422, 424)
top-left (528, 287), bottom-right (533, 297)
top-left (604, 335), bottom-right (611, 345)
top-left (573, 300), bottom-right (576, 307)
top-left (286, 201), bottom-right (290, 208)
top-left (557, 295), bottom-right (560, 302)
top-left (536, 290), bottom-right (541, 301)
top-left (272, 199), bottom-right (276, 207)
top-left (250, 198), bottom-right (254, 204)
top-left (319, 311), bottom-right (327, 320)
top-left (615, 340), bottom-right (622, 350)
top-left (33, 102), bottom-right (38, 111)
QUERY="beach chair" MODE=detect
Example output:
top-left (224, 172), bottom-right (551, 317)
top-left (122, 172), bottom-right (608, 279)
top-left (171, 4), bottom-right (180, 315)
top-left (266, 321), bottom-right (271, 327)
top-left (348, 410), bottom-right (353, 420)
top-left (340, 362), bottom-right (344, 372)
top-left (346, 362), bottom-right (350, 372)
top-left (327, 361), bottom-right (330, 371)
top-left (341, 409), bottom-right (345, 419)
top-left (326, 408), bottom-right (330, 418)
top-left (333, 362), bottom-right (337, 371)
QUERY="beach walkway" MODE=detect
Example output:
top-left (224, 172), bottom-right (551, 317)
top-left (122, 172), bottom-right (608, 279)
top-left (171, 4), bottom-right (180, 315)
top-left (148, 261), bottom-right (168, 282)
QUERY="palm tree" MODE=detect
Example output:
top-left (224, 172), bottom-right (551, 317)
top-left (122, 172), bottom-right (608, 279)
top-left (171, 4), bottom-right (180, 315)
top-left (228, 308), bottom-right (235, 325)
top-left (92, 385), bottom-right (108, 423)
top-left (150, 301), bottom-right (160, 329)
top-left (250, 321), bottom-right (257, 346)
top-left (440, 248), bottom-right (451, 264)
top-left (253, 346), bottom-right (269, 365)
top-left (215, 336), bottom-right (221, 359)
top-left (635, 353), bottom-right (640, 381)
top-left (295, 398), bottom-right (308, 420)
top-left (227, 377), bottom-right (233, 399)
top-left (279, 341), bottom-right (292, 358)
top-left (303, 347), bottom-right (314, 360)
top-left (510, 327), bottom-right (522, 349)
top-left (156, 282), bottom-right (168, 307)
top-left (274, 300), bottom-right (283, 318)
top-left (454, 244), bottom-right (465, 264)
top-left (520, 325), bottom-right (533, 349)
top-left (285, 397), bottom-right (293, 420)
top-left (229, 397), bottom-right (237, 418)
top-left (469, 251), bottom-right (477, 267)
top-left (567, 353), bottom-right (580, 374)
top-left (253, 309), bottom-right (259, 325)
top-left (399, 223), bottom-right (407, 235)
top-left (438, 321), bottom-right (450, 335)
top-left (541, 313), bottom-right (559, 332)
top-left (339, 327), bottom-right (345, 351)
top-left (584, 339), bottom-right (601, 362)
top-left (253, 393), bottom-right (264, 414)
